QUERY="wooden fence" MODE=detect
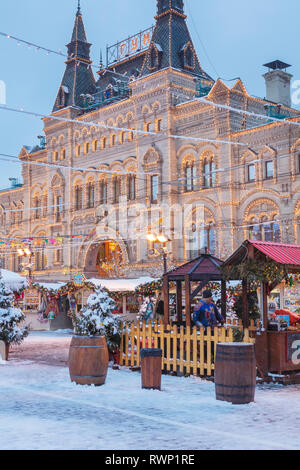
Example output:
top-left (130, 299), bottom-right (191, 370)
top-left (120, 320), bottom-right (257, 377)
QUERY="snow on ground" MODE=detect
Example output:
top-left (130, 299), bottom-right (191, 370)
top-left (1, 332), bottom-right (300, 450)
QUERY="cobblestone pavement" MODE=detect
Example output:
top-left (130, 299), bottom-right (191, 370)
top-left (9, 332), bottom-right (72, 367)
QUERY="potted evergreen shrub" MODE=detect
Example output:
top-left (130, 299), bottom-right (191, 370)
top-left (0, 277), bottom-right (29, 360)
top-left (69, 286), bottom-right (121, 386)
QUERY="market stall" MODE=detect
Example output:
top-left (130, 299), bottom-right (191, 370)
top-left (163, 254), bottom-right (226, 327)
top-left (223, 240), bottom-right (300, 381)
top-left (18, 277), bottom-right (159, 330)
top-left (15, 282), bottom-right (65, 331)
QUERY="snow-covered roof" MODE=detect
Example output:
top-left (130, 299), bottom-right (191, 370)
top-left (88, 277), bottom-right (158, 292)
top-left (0, 269), bottom-right (27, 292)
top-left (37, 282), bottom-right (65, 291)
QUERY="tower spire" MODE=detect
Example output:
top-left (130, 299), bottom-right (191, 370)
top-left (140, 0), bottom-right (213, 82)
top-left (52, 6), bottom-right (96, 112)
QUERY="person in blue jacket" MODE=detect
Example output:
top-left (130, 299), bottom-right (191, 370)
top-left (193, 289), bottom-right (224, 328)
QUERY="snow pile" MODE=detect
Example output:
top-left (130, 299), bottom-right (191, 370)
top-left (72, 286), bottom-right (121, 350)
top-left (0, 269), bottom-right (27, 292)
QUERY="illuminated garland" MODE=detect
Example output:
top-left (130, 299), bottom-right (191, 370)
top-left (135, 279), bottom-right (163, 297)
top-left (221, 259), bottom-right (287, 285)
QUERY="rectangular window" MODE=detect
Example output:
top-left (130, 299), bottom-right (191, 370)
top-left (114, 179), bottom-right (121, 203)
top-left (55, 196), bottom-right (63, 222)
top-left (151, 175), bottom-right (159, 203)
top-left (265, 161), bottom-right (274, 179)
top-left (155, 118), bottom-right (162, 132)
top-left (100, 182), bottom-right (107, 205)
top-left (101, 137), bottom-right (107, 150)
top-left (204, 162), bottom-right (212, 188)
top-left (128, 130), bottom-right (134, 142)
top-left (75, 145), bottom-right (81, 157)
top-left (186, 166), bottom-right (195, 192)
top-left (248, 164), bottom-right (255, 182)
top-left (55, 249), bottom-right (62, 264)
top-left (128, 175), bottom-right (136, 201)
top-left (87, 184), bottom-right (94, 208)
top-left (144, 122), bottom-right (151, 134)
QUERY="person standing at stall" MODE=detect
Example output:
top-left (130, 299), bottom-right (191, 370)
top-left (193, 289), bottom-right (224, 328)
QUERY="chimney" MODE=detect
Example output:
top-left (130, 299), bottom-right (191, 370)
top-left (263, 60), bottom-right (292, 107)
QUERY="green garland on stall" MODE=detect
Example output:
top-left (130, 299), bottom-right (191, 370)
top-left (221, 259), bottom-right (287, 285)
top-left (135, 279), bottom-right (163, 297)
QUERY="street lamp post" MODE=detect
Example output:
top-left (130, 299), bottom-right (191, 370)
top-left (147, 233), bottom-right (169, 275)
top-left (18, 246), bottom-right (33, 283)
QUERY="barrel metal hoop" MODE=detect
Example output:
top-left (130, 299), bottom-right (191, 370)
top-left (215, 384), bottom-right (255, 389)
top-left (216, 393), bottom-right (254, 400)
top-left (70, 374), bottom-right (107, 379)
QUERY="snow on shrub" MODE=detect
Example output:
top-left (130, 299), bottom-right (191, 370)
top-left (0, 277), bottom-right (29, 345)
top-left (71, 286), bottom-right (121, 351)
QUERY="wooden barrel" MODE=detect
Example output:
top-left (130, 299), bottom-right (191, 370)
top-left (215, 343), bottom-right (256, 405)
top-left (68, 336), bottom-right (109, 386)
top-left (141, 348), bottom-right (162, 390)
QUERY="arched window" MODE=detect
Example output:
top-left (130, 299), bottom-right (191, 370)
top-left (151, 175), bottom-right (159, 203)
top-left (119, 132), bottom-right (125, 144)
top-left (185, 163), bottom-right (196, 192)
top-left (99, 180), bottom-right (108, 205)
top-left (60, 148), bottom-right (66, 161)
top-left (248, 215), bottom-right (281, 242)
top-left (101, 137), bottom-right (107, 150)
top-left (188, 222), bottom-right (216, 259)
top-left (155, 118), bottom-right (162, 133)
top-left (33, 195), bottom-right (41, 220)
top-left (128, 129), bottom-right (134, 142)
top-left (247, 163), bottom-right (256, 182)
top-left (113, 177), bottom-right (121, 203)
top-left (203, 159), bottom-right (215, 188)
top-left (75, 144), bottom-right (81, 157)
top-left (35, 248), bottom-right (47, 271)
top-left (92, 140), bottom-right (98, 152)
top-left (87, 182), bottom-right (95, 209)
top-left (42, 193), bottom-right (48, 218)
top-left (150, 47), bottom-right (157, 69)
top-left (128, 175), bottom-right (136, 201)
top-left (75, 185), bottom-right (83, 211)
top-left (83, 142), bottom-right (90, 155)
top-left (55, 195), bottom-right (63, 223)
top-left (110, 134), bottom-right (116, 147)
top-left (186, 46), bottom-right (193, 67)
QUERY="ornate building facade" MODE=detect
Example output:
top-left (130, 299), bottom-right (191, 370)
top-left (1, 0), bottom-right (300, 281)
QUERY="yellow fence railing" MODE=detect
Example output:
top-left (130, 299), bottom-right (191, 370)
top-left (225, 319), bottom-right (260, 331)
top-left (120, 321), bottom-right (256, 377)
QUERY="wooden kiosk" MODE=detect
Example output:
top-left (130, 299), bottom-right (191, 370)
top-left (163, 254), bottom-right (226, 326)
top-left (224, 240), bottom-right (300, 381)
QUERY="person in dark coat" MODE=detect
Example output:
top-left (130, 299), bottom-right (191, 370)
top-left (155, 294), bottom-right (164, 320)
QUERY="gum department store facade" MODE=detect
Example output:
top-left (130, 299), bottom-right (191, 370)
top-left (1, 0), bottom-right (300, 281)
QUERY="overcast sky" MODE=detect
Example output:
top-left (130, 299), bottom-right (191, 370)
top-left (0, 0), bottom-right (299, 189)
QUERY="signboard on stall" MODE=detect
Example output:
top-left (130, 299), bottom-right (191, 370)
top-left (72, 273), bottom-right (86, 287)
top-left (287, 333), bottom-right (300, 362)
top-left (24, 288), bottom-right (40, 310)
